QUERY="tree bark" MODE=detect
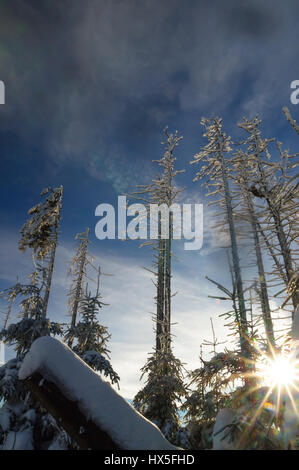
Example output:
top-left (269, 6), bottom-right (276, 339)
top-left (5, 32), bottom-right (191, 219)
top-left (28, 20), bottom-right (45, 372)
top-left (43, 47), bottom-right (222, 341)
top-left (164, 214), bottom-right (172, 351)
top-left (42, 187), bottom-right (63, 317)
top-left (68, 228), bottom-right (90, 347)
top-left (219, 146), bottom-right (249, 357)
top-left (156, 213), bottom-right (165, 352)
top-left (246, 193), bottom-right (275, 347)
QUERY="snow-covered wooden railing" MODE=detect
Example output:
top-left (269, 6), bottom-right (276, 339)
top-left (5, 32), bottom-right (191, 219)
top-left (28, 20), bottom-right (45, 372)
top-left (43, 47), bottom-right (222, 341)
top-left (18, 337), bottom-right (177, 451)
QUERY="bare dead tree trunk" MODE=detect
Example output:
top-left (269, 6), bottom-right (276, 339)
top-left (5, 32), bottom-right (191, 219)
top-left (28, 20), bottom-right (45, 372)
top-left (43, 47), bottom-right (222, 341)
top-left (164, 214), bottom-right (172, 351)
top-left (156, 214), bottom-right (165, 352)
top-left (267, 201), bottom-right (299, 310)
top-left (42, 242), bottom-right (56, 318)
top-left (70, 228), bottom-right (90, 329)
top-left (220, 150), bottom-right (249, 358)
top-left (257, 221), bottom-right (288, 286)
top-left (252, 174), bottom-right (299, 311)
top-left (244, 123), bottom-right (298, 313)
top-left (42, 187), bottom-right (63, 318)
top-left (247, 196), bottom-right (275, 347)
top-left (234, 156), bottom-right (275, 348)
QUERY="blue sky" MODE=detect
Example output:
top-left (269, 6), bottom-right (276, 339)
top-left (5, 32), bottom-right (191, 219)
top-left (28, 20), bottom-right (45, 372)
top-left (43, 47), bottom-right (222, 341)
top-left (0, 0), bottom-right (298, 397)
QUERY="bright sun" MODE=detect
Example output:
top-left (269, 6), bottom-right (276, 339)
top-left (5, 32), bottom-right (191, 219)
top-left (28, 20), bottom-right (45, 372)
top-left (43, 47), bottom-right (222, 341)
top-left (257, 355), bottom-right (298, 388)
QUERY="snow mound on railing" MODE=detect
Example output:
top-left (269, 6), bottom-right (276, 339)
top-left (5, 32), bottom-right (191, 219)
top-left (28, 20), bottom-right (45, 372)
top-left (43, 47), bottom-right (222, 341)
top-left (19, 336), bottom-right (177, 450)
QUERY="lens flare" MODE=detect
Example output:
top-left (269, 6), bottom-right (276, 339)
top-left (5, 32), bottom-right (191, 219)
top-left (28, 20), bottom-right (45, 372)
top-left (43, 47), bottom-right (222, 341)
top-left (257, 354), bottom-right (298, 388)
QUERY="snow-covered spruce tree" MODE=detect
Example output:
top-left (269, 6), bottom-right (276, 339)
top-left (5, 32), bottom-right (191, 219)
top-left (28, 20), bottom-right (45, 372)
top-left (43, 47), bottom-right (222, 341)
top-left (183, 350), bottom-right (243, 449)
top-left (133, 330), bottom-right (188, 447)
top-left (19, 186), bottom-right (63, 317)
top-left (232, 150), bottom-right (275, 348)
top-left (237, 117), bottom-right (298, 314)
top-left (182, 321), bottom-right (229, 449)
top-left (0, 266), bottom-right (67, 450)
top-left (130, 128), bottom-right (188, 446)
top-left (64, 267), bottom-right (119, 387)
top-left (0, 187), bottom-right (69, 449)
top-left (190, 118), bottom-right (250, 360)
